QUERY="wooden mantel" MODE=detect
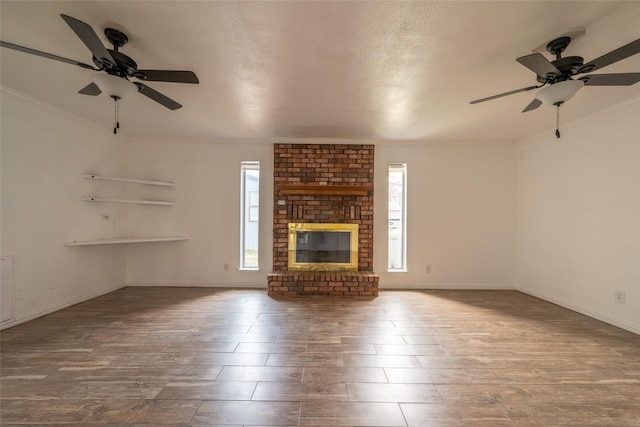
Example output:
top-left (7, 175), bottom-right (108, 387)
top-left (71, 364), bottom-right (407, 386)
top-left (276, 183), bottom-right (373, 196)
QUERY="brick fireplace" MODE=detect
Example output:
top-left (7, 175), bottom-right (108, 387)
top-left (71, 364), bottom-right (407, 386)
top-left (268, 143), bottom-right (379, 297)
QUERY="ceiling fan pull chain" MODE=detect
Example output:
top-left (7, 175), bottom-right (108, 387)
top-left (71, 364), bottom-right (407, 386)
top-left (555, 104), bottom-right (561, 139)
top-left (111, 95), bottom-right (121, 134)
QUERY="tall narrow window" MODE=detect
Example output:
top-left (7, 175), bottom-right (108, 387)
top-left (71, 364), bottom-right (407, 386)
top-left (388, 163), bottom-right (407, 271)
top-left (240, 161), bottom-right (260, 269)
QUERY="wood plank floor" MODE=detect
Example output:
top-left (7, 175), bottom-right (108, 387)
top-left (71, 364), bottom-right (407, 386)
top-left (1, 287), bottom-right (639, 426)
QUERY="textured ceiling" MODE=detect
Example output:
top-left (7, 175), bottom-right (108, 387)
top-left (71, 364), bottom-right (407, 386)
top-left (1, 1), bottom-right (639, 142)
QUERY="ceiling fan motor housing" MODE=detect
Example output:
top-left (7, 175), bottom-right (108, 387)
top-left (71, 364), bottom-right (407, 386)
top-left (545, 56), bottom-right (584, 83)
top-left (92, 50), bottom-right (138, 77)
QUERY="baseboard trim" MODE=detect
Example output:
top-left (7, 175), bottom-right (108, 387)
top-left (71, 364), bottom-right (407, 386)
top-left (383, 282), bottom-right (515, 290)
top-left (517, 286), bottom-right (640, 335)
top-left (0, 284), bottom-right (126, 330)
top-left (125, 280), bottom-right (267, 289)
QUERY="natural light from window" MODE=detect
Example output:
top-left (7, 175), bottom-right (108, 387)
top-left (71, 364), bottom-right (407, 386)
top-left (240, 161), bottom-right (260, 270)
top-left (388, 163), bottom-right (407, 271)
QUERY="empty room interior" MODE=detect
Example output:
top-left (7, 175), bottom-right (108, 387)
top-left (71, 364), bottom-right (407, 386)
top-left (1, 1), bottom-right (639, 426)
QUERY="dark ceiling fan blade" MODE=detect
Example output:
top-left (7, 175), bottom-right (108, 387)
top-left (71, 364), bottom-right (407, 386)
top-left (516, 53), bottom-right (561, 78)
top-left (470, 84), bottom-right (541, 104)
top-left (0, 40), bottom-right (99, 70)
top-left (135, 70), bottom-right (199, 84)
top-left (522, 98), bottom-right (542, 113)
top-left (79, 82), bottom-right (102, 95)
top-left (134, 82), bottom-right (182, 110)
top-left (60, 14), bottom-right (115, 67)
top-left (580, 73), bottom-right (640, 86)
top-left (580, 38), bottom-right (640, 73)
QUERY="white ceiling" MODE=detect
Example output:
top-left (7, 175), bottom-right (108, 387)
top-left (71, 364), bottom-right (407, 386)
top-left (1, 1), bottom-right (639, 142)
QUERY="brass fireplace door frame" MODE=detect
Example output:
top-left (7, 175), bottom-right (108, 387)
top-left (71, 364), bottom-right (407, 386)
top-left (287, 223), bottom-right (359, 271)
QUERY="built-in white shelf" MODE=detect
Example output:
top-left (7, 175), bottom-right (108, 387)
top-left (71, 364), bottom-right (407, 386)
top-left (81, 196), bottom-right (174, 206)
top-left (65, 236), bottom-right (189, 246)
top-left (82, 173), bottom-right (175, 187)
top-left (76, 173), bottom-right (180, 246)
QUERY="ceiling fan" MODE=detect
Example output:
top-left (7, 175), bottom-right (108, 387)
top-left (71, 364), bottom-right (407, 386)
top-left (470, 35), bottom-right (640, 137)
top-left (0, 14), bottom-right (199, 133)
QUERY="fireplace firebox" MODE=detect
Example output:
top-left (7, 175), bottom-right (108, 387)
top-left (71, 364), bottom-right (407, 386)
top-left (288, 223), bottom-right (358, 271)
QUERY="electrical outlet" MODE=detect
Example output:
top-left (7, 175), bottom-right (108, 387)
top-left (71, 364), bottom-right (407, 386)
top-left (426, 264), bottom-right (431, 274)
top-left (15, 287), bottom-right (24, 300)
top-left (49, 277), bottom-right (57, 290)
top-left (614, 290), bottom-right (626, 304)
top-left (224, 263), bottom-right (229, 271)
top-left (101, 213), bottom-right (111, 221)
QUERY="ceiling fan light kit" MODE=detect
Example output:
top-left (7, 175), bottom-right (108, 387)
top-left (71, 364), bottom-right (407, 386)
top-left (471, 34), bottom-right (640, 139)
top-left (92, 74), bottom-right (137, 99)
top-left (535, 79), bottom-right (584, 106)
top-left (534, 79), bottom-right (585, 139)
top-left (0, 13), bottom-right (199, 135)
top-left (90, 73), bottom-right (138, 134)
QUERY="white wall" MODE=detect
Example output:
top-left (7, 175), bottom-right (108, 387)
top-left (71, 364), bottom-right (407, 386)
top-left (124, 138), bottom-right (273, 287)
top-left (375, 143), bottom-right (517, 288)
top-left (1, 88), bottom-right (127, 328)
top-left (516, 97), bottom-right (640, 334)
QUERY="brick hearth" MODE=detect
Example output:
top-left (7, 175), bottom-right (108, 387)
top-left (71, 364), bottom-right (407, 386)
top-left (267, 271), bottom-right (379, 297)
top-left (269, 143), bottom-right (379, 297)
